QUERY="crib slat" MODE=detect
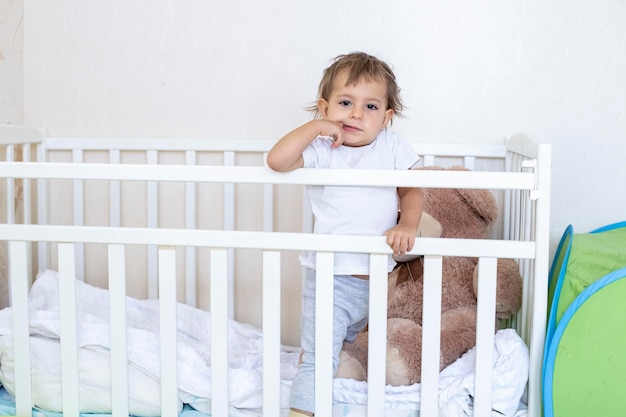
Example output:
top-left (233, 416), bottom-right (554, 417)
top-left (420, 255), bottom-right (443, 416)
top-left (262, 151), bottom-right (274, 233)
top-left (72, 150), bottom-right (85, 282)
top-left (210, 248), bottom-right (229, 417)
top-left (5, 144), bottom-right (14, 224)
top-left (474, 257), bottom-right (498, 416)
top-left (109, 149), bottom-right (121, 227)
top-left (185, 150), bottom-right (197, 307)
top-left (158, 247), bottom-right (179, 417)
top-left (58, 242), bottom-right (80, 416)
top-left (423, 154), bottom-right (435, 166)
top-left (108, 244), bottom-right (129, 416)
top-left (315, 252), bottom-right (334, 417)
top-left (464, 155), bottom-right (476, 170)
top-left (9, 241), bottom-right (33, 416)
top-left (147, 150), bottom-right (158, 299)
top-left (224, 151), bottom-right (236, 319)
top-left (262, 250), bottom-right (282, 417)
top-left (22, 144), bottom-right (32, 224)
top-left (36, 142), bottom-right (48, 271)
top-left (367, 253), bottom-right (389, 417)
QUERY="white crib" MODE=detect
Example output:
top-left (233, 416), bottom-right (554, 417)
top-left (0, 124), bottom-right (551, 417)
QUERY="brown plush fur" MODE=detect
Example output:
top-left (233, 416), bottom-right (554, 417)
top-left (337, 166), bottom-right (523, 385)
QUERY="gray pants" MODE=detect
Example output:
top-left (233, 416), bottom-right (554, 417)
top-left (289, 268), bottom-right (370, 413)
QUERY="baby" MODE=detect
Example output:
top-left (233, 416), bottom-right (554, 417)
top-left (267, 51), bottom-right (423, 416)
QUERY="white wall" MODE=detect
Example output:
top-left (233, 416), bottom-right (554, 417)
top-left (22, 0), bottom-right (626, 247)
top-left (9, 1), bottom-right (626, 336)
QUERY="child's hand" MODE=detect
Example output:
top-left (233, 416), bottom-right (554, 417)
top-left (314, 120), bottom-right (345, 148)
top-left (384, 224), bottom-right (418, 255)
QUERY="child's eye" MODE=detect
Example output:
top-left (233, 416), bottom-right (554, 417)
top-left (339, 100), bottom-right (351, 107)
top-left (366, 104), bottom-right (379, 110)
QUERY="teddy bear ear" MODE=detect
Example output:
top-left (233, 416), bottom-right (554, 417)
top-left (447, 166), bottom-right (499, 224)
top-left (457, 187), bottom-right (498, 224)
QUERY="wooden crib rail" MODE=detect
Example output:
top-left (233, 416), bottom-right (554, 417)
top-left (2, 224), bottom-right (537, 417)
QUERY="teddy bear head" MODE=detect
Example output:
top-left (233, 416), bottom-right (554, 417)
top-left (419, 165), bottom-right (499, 240)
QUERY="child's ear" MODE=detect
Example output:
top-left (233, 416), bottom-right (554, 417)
top-left (317, 99), bottom-right (329, 117)
top-left (382, 109), bottom-right (394, 128)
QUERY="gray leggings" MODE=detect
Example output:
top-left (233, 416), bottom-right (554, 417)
top-left (289, 268), bottom-right (370, 413)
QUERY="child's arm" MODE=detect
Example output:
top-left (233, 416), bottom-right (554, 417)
top-left (384, 186), bottom-right (423, 255)
top-left (266, 119), bottom-right (344, 172)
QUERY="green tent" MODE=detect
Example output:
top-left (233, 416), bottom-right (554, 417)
top-left (543, 221), bottom-right (626, 417)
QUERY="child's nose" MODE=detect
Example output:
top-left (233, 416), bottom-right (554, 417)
top-left (350, 107), bottom-right (363, 119)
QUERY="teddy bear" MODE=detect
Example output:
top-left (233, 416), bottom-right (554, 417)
top-left (336, 166), bottom-right (523, 385)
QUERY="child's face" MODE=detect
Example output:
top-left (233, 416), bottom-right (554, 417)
top-left (317, 70), bottom-right (394, 147)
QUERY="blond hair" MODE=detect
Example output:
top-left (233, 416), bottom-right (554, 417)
top-left (308, 52), bottom-right (404, 119)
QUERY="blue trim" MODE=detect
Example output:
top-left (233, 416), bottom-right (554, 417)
top-left (543, 224), bottom-right (574, 374)
top-left (542, 267), bottom-right (626, 417)
top-left (590, 220), bottom-right (626, 234)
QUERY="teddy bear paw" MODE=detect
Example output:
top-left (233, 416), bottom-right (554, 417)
top-left (335, 350), bottom-right (367, 381)
top-left (385, 345), bottom-right (412, 386)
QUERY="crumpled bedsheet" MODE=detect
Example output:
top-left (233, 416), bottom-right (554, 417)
top-left (0, 269), bottom-right (528, 417)
top-left (0, 269), bottom-right (299, 416)
top-left (332, 328), bottom-right (529, 417)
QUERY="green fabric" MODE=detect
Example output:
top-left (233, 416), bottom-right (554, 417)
top-left (555, 226), bottom-right (626, 325)
top-left (552, 276), bottom-right (626, 417)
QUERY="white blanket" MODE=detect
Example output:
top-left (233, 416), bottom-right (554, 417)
top-left (332, 328), bottom-right (529, 417)
top-left (0, 270), bottom-right (298, 416)
top-left (0, 270), bottom-right (529, 417)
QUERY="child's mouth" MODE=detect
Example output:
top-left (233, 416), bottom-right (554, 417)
top-left (342, 124), bottom-right (361, 133)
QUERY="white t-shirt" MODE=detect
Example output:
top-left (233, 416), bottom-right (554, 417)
top-left (299, 129), bottom-right (421, 275)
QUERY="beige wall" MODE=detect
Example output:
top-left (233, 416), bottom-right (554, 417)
top-left (0, 0), bottom-right (23, 124)
top-left (0, 0), bottom-right (24, 307)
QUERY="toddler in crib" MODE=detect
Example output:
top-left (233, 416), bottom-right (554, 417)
top-left (266, 51), bottom-right (423, 417)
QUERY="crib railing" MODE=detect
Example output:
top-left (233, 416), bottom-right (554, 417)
top-left (1, 223), bottom-right (537, 417)
top-left (3, 131), bottom-right (518, 318)
top-left (0, 127), bottom-right (551, 417)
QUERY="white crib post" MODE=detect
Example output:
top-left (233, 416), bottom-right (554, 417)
top-left (58, 242), bottom-right (80, 416)
top-left (210, 248), bottom-right (230, 417)
top-left (473, 257), bottom-right (498, 416)
top-left (528, 144), bottom-right (552, 417)
top-left (9, 241), bottom-right (33, 416)
top-left (108, 243), bottom-right (130, 416)
top-left (262, 250), bottom-right (282, 416)
top-left (315, 252), bottom-right (334, 417)
top-left (420, 255), bottom-right (443, 416)
top-left (366, 253), bottom-right (389, 417)
top-left (158, 246), bottom-right (179, 417)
